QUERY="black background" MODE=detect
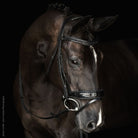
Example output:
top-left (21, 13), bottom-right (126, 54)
top-left (2, 0), bottom-right (138, 137)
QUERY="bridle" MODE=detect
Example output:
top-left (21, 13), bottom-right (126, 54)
top-left (19, 15), bottom-right (103, 120)
top-left (52, 15), bottom-right (103, 111)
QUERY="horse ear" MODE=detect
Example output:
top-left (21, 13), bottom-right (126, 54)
top-left (36, 40), bottom-right (48, 58)
top-left (71, 16), bottom-right (91, 33)
top-left (89, 15), bottom-right (118, 32)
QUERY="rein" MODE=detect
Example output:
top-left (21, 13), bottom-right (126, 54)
top-left (19, 64), bottom-right (68, 119)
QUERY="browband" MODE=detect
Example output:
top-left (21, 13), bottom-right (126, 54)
top-left (62, 35), bottom-right (98, 46)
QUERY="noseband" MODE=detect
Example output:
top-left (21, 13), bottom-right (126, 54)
top-left (19, 15), bottom-right (103, 120)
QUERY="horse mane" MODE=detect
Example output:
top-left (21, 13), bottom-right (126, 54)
top-left (48, 3), bottom-right (71, 15)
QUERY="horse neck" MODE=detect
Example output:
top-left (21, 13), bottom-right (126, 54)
top-left (23, 75), bottom-right (64, 113)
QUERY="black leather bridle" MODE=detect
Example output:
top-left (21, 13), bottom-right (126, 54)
top-left (19, 15), bottom-right (103, 119)
top-left (51, 15), bottom-right (103, 111)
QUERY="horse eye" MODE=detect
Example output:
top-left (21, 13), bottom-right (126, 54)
top-left (69, 56), bottom-right (81, 68)
top-left (71, 59), bottom-right (78, 65)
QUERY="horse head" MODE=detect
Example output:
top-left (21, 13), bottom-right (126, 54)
top-left (17, 5), bottom-right (118, 137)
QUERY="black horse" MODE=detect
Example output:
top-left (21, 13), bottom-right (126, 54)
top-left (13, 4), bottom-right (138, 138)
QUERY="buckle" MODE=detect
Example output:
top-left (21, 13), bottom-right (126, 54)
top-left (64, 98), bottom-right (80, 111)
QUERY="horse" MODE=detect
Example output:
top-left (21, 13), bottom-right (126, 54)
top-left (13, 4), bottom-right (138, 138)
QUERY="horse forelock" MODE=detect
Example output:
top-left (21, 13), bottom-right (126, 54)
top-left (48, 3), bottom-right (71, 15)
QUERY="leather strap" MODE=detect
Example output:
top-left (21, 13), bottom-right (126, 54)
top-left (69, 90), bottom-right (104, 99)
top-left (62, 35), bottom-right (98, 46)
top-left (19, 64), bottom-right (68, 119)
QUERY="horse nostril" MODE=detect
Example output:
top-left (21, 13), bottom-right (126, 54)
top-left (87, 121), bottom-right (96, 130)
